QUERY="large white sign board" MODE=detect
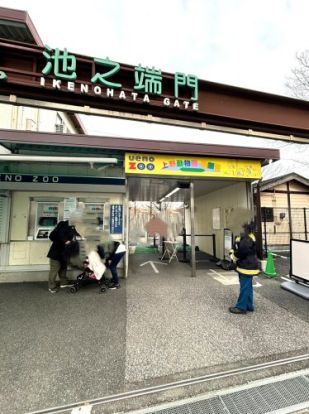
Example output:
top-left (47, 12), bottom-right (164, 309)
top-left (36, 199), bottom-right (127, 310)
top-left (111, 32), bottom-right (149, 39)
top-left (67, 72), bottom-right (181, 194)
top-left (291, 239), bottom-right (309, 283)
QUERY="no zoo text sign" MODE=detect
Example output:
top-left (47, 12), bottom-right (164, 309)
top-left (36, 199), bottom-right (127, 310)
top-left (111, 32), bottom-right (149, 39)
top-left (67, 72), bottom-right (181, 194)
top-left (0, 174), bottom-right (125, 185)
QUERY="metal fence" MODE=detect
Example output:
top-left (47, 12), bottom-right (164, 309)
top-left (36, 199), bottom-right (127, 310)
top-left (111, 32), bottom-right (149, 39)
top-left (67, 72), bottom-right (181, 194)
top-left (261, 207), bottom-right (309, 252)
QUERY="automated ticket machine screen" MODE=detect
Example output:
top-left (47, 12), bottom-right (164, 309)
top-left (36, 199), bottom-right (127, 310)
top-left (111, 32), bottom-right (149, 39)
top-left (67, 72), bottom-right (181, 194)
top-left (35, 202), bottom-right (59, 240)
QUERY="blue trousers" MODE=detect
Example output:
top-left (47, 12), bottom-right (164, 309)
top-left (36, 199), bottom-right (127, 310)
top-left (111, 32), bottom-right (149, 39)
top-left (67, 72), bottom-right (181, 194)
top-left (109, 252), bottom-right (125, 284)
top-left (235, 272), bottom-right (254, 311)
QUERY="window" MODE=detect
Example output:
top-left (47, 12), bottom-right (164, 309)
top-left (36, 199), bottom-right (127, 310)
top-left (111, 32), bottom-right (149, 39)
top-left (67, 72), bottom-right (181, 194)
top-left (55, 114), bottom-right (64, 133)
top-left (55, 124), bottom-right (64, 133)
top-left (261, 207), bottom-right (274, 222)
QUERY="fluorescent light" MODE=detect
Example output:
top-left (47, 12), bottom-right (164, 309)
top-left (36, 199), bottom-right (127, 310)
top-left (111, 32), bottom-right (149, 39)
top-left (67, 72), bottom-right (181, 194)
top-left (165, 187), bottom-right (180, 198)
top-left (159, 186), bottom-right (181, 203)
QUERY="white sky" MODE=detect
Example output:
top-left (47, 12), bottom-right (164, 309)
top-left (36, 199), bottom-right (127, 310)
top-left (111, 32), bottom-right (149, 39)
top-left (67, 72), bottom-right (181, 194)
top-left (3, 0), bottom-right (309, 159)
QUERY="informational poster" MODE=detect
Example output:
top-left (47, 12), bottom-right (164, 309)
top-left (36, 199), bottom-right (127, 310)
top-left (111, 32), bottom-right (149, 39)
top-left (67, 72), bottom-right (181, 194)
top-left (110, 205), bottom-right (123, 234)
top-left (212, 208), bottom-right (221, 230)
top-left (63, 197), bottom-right (77, 221)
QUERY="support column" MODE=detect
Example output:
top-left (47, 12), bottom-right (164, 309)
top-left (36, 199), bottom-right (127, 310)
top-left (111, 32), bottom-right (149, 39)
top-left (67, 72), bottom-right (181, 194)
top-left (190, 181), bottom-right (196, 277)
top-left (255, 181), bottom-right (264, 259)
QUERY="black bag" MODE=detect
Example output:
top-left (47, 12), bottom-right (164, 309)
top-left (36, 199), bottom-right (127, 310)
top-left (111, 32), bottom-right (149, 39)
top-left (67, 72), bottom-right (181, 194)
top-left (220, 259), bottom-right (237, 271)
top-left (64, 240), bottom-right (80, 259)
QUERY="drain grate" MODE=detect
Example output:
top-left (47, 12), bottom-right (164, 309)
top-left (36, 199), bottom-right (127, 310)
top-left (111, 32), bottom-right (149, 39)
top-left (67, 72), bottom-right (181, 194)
top-left (145, 375), bottom-right (309, 414)
top-left (221, 376), bottom-right (309, 414)
top-left (153, 397), bottom-right (226, 414)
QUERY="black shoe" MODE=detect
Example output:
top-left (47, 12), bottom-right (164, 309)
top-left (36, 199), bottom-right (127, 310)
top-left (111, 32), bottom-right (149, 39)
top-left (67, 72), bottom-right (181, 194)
top-left (229, 307), bottom-right (247, 314)
top-left (108, 282), bottom-right (120, 290)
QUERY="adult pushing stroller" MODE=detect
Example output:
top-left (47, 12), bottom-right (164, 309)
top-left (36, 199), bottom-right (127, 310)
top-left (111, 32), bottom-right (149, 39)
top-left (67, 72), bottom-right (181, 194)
top-left (69, 245), bottom-right (107, 294)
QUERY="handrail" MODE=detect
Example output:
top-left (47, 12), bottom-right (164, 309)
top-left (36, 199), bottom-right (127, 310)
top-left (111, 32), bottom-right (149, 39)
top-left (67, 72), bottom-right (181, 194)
top-left (180, 229), bottom-right (217, 263)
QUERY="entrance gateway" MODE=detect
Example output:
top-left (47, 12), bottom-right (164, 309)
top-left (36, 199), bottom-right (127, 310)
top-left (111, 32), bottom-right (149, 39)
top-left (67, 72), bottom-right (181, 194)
top-left (124, 151), bottom-right (262, 277)
top-left (0, 129), bottom-right (276, 278)
top-left (7, 6), bottom-right (309, 279)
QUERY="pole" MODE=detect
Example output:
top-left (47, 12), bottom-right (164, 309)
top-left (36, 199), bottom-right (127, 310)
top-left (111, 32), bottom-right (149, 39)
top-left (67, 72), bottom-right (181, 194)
top-left (263, 218), bottom-right (268, 255)
top-left (190, 181), bottom-right (196, 277)
top-left (124, 181), bottom-right (129, 279)
top-left (304, 208), bottom-right (308, 241)
top-left (255, 181), bottom-right (264, 259)
top-left (183, 227), bottom-right (187, 262)
top-left (212, 234), bottom-right (216, 259)
top-left (287, 182), bottom-right (293, 240)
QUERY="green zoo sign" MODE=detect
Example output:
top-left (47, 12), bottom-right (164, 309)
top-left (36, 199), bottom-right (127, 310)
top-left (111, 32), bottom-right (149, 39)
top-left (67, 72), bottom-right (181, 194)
top-left (39, 45), bottom-right (199, 111)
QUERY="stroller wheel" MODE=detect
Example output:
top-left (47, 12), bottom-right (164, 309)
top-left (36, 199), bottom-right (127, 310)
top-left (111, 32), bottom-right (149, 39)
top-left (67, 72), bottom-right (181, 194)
top-left (69, 286), bottom-right (77, 294)
top-left (99, 287), bottom-right (106, 294)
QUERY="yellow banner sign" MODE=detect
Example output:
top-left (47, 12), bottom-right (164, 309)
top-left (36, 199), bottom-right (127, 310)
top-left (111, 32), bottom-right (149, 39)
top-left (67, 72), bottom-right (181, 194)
top-left (125, 153), bottom-right (261, 179)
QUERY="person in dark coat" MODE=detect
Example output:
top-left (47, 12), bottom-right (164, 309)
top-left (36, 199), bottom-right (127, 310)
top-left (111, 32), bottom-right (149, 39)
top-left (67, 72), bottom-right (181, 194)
top-left (47, 220), bottom-right (79, 293)
top-left (229, 220), bottom-right (260, 314)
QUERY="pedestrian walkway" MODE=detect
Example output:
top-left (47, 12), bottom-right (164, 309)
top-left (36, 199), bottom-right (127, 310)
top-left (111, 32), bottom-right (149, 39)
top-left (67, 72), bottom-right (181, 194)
top-left (0, 253), bottom-right (308, 413)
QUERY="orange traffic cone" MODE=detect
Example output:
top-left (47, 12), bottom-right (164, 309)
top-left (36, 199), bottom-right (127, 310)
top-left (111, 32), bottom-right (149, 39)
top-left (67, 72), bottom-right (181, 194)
top-left (264, 250), bottom-right (277, 277)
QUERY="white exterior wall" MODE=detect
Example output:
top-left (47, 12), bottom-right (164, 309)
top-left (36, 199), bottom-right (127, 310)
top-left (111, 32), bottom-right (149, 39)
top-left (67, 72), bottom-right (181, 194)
top-left (0, 104), bottom-right (14, 129)
top-left (0, 104), bottom-right (77, 134)
top-left (194, 181), bottom-right (252, 259)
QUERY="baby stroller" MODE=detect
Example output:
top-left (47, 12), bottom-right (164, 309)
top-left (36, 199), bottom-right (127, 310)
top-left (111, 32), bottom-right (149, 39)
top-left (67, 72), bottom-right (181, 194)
top-left (69, 246), bottom-right (107, 294)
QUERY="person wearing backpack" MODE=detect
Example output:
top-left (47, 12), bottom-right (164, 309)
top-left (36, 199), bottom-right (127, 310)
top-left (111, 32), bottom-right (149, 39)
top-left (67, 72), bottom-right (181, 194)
top-left (228, 220), bottom-right (260, 314)
top-left (47, 220), bottom-right (79, 293)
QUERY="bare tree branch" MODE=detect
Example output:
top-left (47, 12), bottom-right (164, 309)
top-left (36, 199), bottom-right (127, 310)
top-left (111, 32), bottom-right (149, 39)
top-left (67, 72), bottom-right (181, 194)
top-left (286, 50), bottom-right (309, 99)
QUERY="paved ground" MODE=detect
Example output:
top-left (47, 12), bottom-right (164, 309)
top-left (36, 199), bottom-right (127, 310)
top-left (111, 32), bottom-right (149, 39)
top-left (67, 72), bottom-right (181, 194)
top-left (0, 253), bottom-right (308, 413)
top-left (0, 282), bottom-right (127, 413)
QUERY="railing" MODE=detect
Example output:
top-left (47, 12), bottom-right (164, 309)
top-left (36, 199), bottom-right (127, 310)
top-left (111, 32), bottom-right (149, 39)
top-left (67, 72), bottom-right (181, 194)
top-left (179, 228), bottom-right (217, 263)
top-left (262, 207), bottom-right (309, 253)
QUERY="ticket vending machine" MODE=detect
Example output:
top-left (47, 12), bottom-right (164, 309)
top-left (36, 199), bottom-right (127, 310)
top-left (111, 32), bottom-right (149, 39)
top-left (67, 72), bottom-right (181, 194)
top-left (35, 202), bottom-right (59, 240)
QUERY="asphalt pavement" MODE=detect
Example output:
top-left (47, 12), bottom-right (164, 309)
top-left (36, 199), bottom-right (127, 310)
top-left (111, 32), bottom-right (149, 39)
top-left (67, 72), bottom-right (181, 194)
top-left (0, 252), bottom-right (308, 414)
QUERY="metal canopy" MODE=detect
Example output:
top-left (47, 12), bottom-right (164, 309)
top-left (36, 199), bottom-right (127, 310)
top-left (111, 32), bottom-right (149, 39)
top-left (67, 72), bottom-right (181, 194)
top-left (0, 19), bottom-right (36, 44)
top-left (0, 7), bottom-right (43, 46)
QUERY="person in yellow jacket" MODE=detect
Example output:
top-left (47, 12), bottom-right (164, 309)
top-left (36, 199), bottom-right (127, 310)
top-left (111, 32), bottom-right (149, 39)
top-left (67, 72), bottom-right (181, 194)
top-left (229, 221), bottom-right (260, 314)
